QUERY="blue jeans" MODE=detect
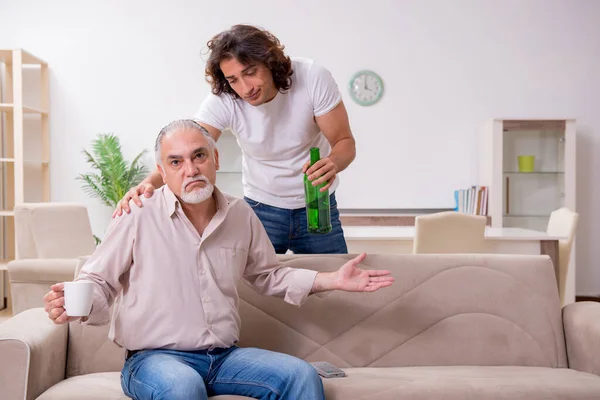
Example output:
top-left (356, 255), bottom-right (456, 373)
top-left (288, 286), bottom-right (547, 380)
top-left (244, 192), bottom-right (348, 254)
top-left (120, 346), bottom-right (324, 400)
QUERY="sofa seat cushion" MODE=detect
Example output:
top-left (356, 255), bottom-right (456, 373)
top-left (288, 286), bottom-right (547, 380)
top-left (36, 372), bottom-right (253, 400)
top-left (36, 367), bottom-right (600, 400)
top-left (323, 366), bottom-right (600, 400)
top-left (37, 373), bottom-right (128, 400)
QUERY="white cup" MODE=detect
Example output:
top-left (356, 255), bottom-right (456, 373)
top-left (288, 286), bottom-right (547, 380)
top-left (64, 281), bottom-right (95, 317)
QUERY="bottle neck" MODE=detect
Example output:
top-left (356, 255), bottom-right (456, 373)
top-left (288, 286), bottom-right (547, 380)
top-left (309, 147), bottom-right (321, 165)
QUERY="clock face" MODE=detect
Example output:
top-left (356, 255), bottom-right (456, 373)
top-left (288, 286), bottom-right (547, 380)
top-left (349, 70), bottom-right (383, 106)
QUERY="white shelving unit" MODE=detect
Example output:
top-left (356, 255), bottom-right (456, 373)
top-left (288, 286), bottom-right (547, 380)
top-left (0, 49), bottom-right (50, 310)
top-left (479, 119), bottom-right (576, 230)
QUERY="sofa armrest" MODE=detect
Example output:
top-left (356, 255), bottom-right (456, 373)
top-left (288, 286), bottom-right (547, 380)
top-left (0, 308), bottom-right (68, 400)
top-left (8, 259), bottom-right (80, 315)
top-left (563, 301), bottom-right (600, 376)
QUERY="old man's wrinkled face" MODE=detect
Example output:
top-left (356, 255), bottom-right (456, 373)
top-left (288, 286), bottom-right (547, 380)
top-left (158, 126), bottom-right (219, 204)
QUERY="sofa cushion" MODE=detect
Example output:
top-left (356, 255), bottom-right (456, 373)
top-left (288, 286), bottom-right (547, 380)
top-left (36, 372), bottom-right (254, 400)
top-left (237, 254), bottom-right (567, 368)
top-left (66, 321), bottom-right (125, 378)
top-left (36, 367), bottom-right (600, 400)
top-left (37, 373), bottom-right (128, 400)
top-left (322, 366), bottom-right (600, 400)
top-left (66, 256), bottom-right (126, 378)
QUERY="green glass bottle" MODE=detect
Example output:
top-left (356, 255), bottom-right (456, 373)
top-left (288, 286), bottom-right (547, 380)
top-left (304, 147), bottom-right (332, 234)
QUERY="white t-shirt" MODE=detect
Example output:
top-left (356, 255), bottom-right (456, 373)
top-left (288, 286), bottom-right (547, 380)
top-left (194, 57), bottom-right (342, 210)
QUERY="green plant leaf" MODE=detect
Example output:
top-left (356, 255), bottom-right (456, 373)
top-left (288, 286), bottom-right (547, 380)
top-left (77, 133), bottom-right (149, 209)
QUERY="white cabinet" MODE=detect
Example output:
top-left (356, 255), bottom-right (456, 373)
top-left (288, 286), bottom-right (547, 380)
top-left (479, 119), bottom-right (576, 230)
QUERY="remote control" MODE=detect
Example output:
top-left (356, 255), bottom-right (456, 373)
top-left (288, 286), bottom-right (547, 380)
top-left (310, 361), bottom-right (347, 378)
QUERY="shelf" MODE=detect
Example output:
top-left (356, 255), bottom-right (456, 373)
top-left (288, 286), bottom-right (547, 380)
top-left (0, 158), bottom-right (48, 164)
top-left (504, 214), bottom-right (550, 218)
top-left (0, 211), bottom-right (14, 217)
top-left (503, 171), bottom-right (564, 175)
top-left (0, 49), bottom-right (47, 65)
top-left (0, 103), bottom-right (48, 115)
top-left (25, 160), bottom-right (49, 164)
top-left (501, 119), bottom-right (566, 131)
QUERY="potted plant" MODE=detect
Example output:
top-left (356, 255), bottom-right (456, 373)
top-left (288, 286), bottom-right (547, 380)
top-left (77, 133), bottom-right (149, 243)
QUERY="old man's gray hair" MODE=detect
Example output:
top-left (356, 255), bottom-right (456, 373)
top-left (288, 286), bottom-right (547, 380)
top-left (155, 119), bottom-right (216, 165)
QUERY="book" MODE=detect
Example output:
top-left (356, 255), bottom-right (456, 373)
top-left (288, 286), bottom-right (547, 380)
top-left (454, 186), bottom-right (488, 215)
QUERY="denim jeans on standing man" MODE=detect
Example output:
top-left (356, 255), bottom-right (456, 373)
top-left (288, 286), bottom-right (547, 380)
top-left (244, 192), bottom-right (348, 254)
top-left (120, 345), bottom-right (325, 400)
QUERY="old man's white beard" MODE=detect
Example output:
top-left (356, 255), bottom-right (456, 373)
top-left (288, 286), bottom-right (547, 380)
top-left (180, 175), bottom-right (214, 204)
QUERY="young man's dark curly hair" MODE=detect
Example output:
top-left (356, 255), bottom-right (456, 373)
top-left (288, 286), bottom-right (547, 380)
top-left (204, 24), bottom-right (293, 99)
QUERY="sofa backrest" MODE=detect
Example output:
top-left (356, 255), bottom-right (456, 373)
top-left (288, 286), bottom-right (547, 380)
top-left (66, 253), bottom-right (567, 377)
top-left (14, 203), bottom-right (96, 259)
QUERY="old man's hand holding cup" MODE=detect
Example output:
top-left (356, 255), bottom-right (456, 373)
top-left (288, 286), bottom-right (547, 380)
top-left (44, 281), bottom-right (95, 324)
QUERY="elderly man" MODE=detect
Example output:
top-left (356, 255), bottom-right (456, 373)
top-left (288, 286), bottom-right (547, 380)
top-left (43, 119), bottom-right (394, 400)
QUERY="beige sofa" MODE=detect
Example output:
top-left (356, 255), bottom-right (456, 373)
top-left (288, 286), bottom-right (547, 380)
top-left (2, 253), bottom-right (600, 399)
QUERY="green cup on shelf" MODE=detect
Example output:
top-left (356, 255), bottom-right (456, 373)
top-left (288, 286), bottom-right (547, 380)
top-left (518, 155), bottom-right (535, 172)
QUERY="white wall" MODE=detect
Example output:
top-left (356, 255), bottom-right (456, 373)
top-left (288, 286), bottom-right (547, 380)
top-left (1, 0), bottom-right (599, 295)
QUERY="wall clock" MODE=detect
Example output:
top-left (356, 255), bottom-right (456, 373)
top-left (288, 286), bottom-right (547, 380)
top-left (349, 70), bottom-right (384, 106)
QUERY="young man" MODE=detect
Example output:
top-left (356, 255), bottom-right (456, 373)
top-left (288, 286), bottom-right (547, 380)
top-left (113, 24), bottom-right (357, 254)
top-left (44, 120), bottom-right (393, 400)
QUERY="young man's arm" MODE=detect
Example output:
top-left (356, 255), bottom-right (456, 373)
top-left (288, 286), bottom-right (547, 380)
top-left (113, 91), bottom-right (228, 218)
top-left (305, 100), bottom-right (356, 191)
top-left (304, 62), bottom-right (357, 191)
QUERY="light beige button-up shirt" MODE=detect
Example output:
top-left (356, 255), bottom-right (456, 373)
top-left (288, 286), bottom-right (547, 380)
top-left (76, 185), bottom-right (318, 352)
